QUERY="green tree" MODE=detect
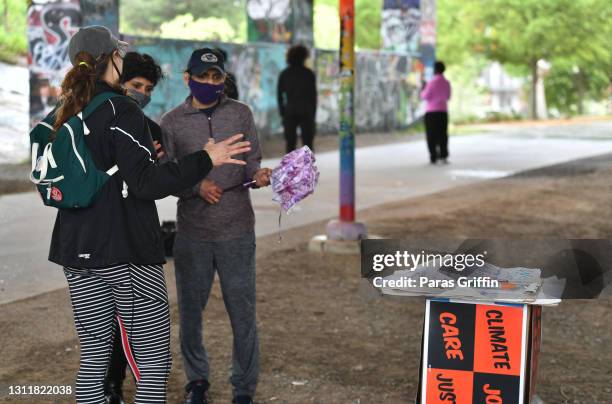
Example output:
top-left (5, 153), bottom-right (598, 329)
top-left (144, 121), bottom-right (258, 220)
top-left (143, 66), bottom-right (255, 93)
top-left (440, 0), bottom-right (611, 119)
top-left (355, 0), bottom-right (382, 50)
top-left (313, 1), bottom-right (339, 49)
top-left (120, 0), bottom-right (247, 42)
top-left (160, 14), bottom-right (240, 42)
top-left (0, 0), bottom-right (27, 63)
top-left (436, 0), bottom-right (473, 66)
top-left (545, 59), bottom-right (610, 116)
top-left (314, 0), bottom-right (382, 50)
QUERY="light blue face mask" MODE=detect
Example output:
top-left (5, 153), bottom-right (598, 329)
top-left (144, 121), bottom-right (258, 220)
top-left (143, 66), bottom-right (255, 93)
top-left (126, 88), bottom-right (151, 109)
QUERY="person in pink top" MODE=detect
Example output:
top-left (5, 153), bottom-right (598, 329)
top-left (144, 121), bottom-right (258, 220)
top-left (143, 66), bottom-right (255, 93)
top-left (421, 61), bottom-right (452, 164)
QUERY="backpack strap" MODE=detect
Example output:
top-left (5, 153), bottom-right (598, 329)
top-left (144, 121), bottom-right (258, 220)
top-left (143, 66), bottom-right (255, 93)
top-left (78, 92), bottom-right (125, 177)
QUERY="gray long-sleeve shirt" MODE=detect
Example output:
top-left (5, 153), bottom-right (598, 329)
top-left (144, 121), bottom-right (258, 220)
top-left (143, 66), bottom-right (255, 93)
top-left (160, 95), bottom-right (262, 241)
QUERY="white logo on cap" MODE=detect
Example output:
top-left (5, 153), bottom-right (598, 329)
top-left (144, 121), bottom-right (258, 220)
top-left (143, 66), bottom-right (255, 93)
top-left (201, 53), bottom-right (218, 63)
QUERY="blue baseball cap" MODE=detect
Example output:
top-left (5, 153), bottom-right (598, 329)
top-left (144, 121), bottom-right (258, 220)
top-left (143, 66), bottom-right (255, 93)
top-left (186, 48), bottom-right (225, 76)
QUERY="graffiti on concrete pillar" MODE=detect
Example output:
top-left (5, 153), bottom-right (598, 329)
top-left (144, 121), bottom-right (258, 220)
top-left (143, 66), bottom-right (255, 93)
top-left (420, 0), bottom-right (436, 44)
top-left (247, 0), bottom-right (292, 43)
top-left (419, 0), bottom-right (436, 79)
top-left (28, 1), bottom-right (81, 75)
top-left (230, 44), bottom-right (286, 135)
top-left (313, 50), bottom-right (340, 134)
top-left (27, 0), bottom-right (82, 125)
top-left (381, 0), bottom-right (421, 54)
top-left (247, 0), bottom-right (313, 46)
top-left (292, 0), bottom-right (314, 47)
top-left (80, 0), bottom-right (119, 35)
top-left (28, 0), bottom-right (120, 126)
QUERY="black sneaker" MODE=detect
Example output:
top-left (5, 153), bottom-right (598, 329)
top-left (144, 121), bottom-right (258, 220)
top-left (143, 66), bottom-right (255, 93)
top-left (184, 380), bottom-right (210, 404)
top-left (104, 381), bottom-right (124, 404)
top-left (232, 395), bottom-right (253, 404)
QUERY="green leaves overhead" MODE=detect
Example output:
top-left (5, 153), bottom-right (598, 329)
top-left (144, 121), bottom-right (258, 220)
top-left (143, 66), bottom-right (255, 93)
top-left (437, 0), bottom-right (611, 115)
top-left (120, 0), bottom-right (247, 40)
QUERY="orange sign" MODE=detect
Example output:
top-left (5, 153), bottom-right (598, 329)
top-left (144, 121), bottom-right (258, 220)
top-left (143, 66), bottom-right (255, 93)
top-left (474, 304), bottom-right (524, 376)
top-left (426, 369), bottom-right (473, 404)
top-left (420, 300), bottom-right (528, 403)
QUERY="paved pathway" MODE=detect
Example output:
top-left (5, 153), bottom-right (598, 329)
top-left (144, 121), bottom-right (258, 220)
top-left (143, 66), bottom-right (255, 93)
top-left (1, 121), bottom-right (611, 304)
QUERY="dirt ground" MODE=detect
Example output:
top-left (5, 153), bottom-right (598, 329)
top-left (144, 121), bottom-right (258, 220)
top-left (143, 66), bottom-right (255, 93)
top-left (2, 153), bottom-right (612, 403)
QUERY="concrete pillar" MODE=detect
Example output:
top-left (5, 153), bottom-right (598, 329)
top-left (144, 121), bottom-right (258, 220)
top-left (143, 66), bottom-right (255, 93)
top-left (27, 0), bottom-right (119, 126)
top-left (246, 0), bottom-right (313, 46)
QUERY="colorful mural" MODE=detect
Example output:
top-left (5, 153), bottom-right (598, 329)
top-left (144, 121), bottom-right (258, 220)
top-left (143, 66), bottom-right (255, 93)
top-left (28, 1), bottom-right (433, 137)
top-left (130, 36), bottom-right (425, 137)
top-left (381, 0), bottom-right (422, 54)
top-left (28, 0), bottom-right (81, 126)
top-left (315, 49), bottom-right (423, 134)
top-left (129, 36), bottom-right (287, 136)
top-left (80, 0), bottom-right (119, 35)
top-left (419, 0), bottom-right (437, 79)
top-left (27, 0), bottom-right (119, 127)
top-left (246, 0), bottom-right (313, 46)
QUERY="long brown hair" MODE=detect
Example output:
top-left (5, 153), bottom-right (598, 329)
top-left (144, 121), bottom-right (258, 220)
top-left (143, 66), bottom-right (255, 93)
top-left (52, 51), bottom-right (121, 132)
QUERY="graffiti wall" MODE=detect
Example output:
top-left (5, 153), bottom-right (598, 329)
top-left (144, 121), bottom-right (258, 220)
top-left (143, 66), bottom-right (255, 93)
top-left (80, 0), bottom-right (119, 35)
top-left (27, 0), bottom-right (119, 127)
top-left (129, 36), bottom-right (287, 136)
top-left (381, 0), bottom-right (421, 54)
top-left (246, 0), bottom-right (313, 46)
top-left (131, 36), bottom-right (423, 137)
top-left (28, 1), bottom-right (432, 137)
top-left (315, 49), bottom-right (423, 134)
top-left (292, 0), bottom-right (314, 47)
top-left (355, 51), bottom-right (419, 131)
top-left (28, 0), bottom-right (81, 126)
top-left (419, 0), bottom-right (436, 79)
top-left (313, 50), bottom-right (340, 134)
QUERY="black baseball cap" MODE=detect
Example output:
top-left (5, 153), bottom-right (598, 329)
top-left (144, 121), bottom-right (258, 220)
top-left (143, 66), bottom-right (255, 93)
top-left (186, 48), bottom-right (225, 76)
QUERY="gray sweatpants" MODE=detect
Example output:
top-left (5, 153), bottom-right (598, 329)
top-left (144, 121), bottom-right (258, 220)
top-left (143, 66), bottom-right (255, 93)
top-left (173, 231), bottom-right (259, 397)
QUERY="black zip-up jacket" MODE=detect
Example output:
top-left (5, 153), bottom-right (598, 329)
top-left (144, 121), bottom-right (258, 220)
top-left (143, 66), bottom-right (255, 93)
top-left (48, 82), bottom-right (213, 268)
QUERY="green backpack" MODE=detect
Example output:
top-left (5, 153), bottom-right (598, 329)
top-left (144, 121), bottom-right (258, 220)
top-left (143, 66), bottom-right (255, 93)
top-left (29, 92), bottom-right (124, 209)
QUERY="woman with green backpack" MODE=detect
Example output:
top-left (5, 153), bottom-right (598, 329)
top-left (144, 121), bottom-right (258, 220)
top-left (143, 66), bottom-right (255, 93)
top-left (40, 26), bottom-right (250, 404)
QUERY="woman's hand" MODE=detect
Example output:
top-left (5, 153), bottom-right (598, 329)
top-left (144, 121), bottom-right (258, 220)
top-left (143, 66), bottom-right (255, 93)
top-left (204, 134), bottom-right (251, 166)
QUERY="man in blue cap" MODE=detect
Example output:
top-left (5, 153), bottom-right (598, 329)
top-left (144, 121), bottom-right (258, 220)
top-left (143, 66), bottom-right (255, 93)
top-left (161, 48), bottom-right (271, 404)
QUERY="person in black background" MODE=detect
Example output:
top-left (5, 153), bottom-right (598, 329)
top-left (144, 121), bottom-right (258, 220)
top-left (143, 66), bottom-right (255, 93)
top-left (277, 45), bottom-right (317, 153)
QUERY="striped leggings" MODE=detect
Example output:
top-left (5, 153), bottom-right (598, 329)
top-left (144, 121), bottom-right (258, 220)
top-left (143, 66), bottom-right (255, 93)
top-left (64, 264), bottom-right (171, 403)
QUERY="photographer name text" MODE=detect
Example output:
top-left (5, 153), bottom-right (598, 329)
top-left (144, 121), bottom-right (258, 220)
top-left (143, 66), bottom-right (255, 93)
top-left (373, 276), bottom-right (499, 289)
